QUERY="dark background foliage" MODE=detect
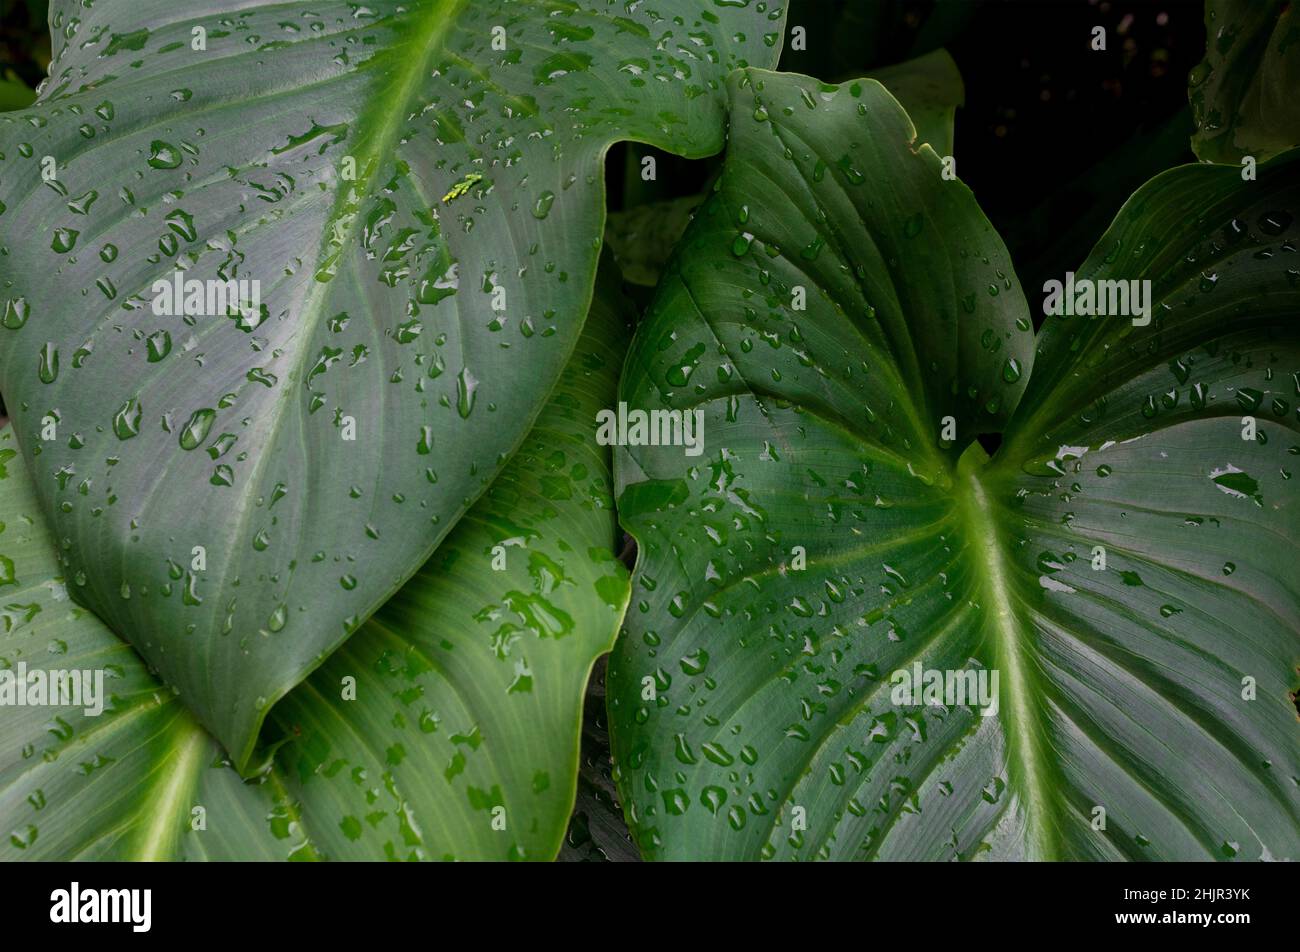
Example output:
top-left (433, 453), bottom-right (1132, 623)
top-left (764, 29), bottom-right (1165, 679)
top-left (0, 0), bottom-right (1213, 860)
top-left (0, 0), bottom-right (46, 105)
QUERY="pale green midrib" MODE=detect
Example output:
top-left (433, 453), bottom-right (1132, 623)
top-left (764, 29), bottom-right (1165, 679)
top-left (955, 447), bottom-right (1061, 860)
top-left (216, 0), bottom-right (468, 772)
top-left (131, 719), bottom-right (207, 861)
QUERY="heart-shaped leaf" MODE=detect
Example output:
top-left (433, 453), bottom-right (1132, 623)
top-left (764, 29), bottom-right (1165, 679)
top-left (608, 68), bottom-right (1299, 860)
top-left (0, 0), bottom-right (785, 768)
top-left (0, 265), bottom-right (629, 860)
top-left (1190, 0), bottom-right (1300, 164)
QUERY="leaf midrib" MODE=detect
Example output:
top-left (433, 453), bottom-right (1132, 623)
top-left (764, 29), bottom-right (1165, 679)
top-left (217, 0), bottom-right (469, 771)
top-left (955, 443), bottom-right (1063, 860)
top-left (131, 718), bottom-right (206, 861)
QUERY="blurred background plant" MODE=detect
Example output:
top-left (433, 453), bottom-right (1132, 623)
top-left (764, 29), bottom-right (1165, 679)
top-left (0, 0), bottom-right (48, 423)
top-left (0, 0), bottom-right (48, 110)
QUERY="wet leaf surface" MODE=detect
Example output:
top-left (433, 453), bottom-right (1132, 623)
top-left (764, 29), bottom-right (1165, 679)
top-left (0, 0), bottom-right (786, 767)
top-left (0, 265), bottom-right (630, 860)
top-left (608, 68), bottom-right (1299, 860)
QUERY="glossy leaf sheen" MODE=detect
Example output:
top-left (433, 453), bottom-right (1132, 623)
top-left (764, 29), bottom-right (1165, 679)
top-left (0, 267), bottom-right (629, 860)
top-left (0, 0), bottom-right (785, 767)
top-left (608, 69), bottom-right (1299, 860)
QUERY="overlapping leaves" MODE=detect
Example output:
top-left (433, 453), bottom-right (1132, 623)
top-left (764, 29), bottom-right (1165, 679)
top-left (1, 264), bottom-right (629, 860)
top-left (609, 68), bottom-right (1299, 860)
top-left (0, 0), bottom-right (786, 767)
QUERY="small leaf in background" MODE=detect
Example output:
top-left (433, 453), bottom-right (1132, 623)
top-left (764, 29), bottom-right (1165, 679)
top-left (606, 197), bottom-right (706, 290)
top-left (0, 261), bottom-right (631, 860)
top-left (0, 75), bottom-right (35, 112)
top-left (865, 49), bottom-right (964, 156)
top-left (1190, 0), bottom-right (1300, 163)
top-left (607, 63), bottom-right (1299, 860)
top-left (0, 0), bottom-right (787, 769)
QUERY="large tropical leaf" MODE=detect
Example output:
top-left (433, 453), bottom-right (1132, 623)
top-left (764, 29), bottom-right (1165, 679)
top-left (607, 68), bottom-right (1299, 860)
top-left (0, 265), bottom-right (629, 860)
top-left (0, 0), bottom-right (785, 770)
top-left (1190, 0), bottom-right (1300, 164)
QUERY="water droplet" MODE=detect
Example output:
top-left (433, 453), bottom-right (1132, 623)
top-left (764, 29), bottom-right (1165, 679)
top-left (2, 297), bottom-right (30, 329)
top-left (1209, 465), bottom-right (1262, 506)
top-left (179, 409), bottom-right (215, 450)
top-left (146, 330), bottom-right (172, 362)
top-left (531, 190), bottom-right (555, 219)
top-left (456, 367), bottom-right (478, 419)
top-left (1258, 210), bottom-right (1292, 236)
top-left (38, 342), bottom-right (59, 383)
top-left (112, 399), bottom-right (142, 439)
top-left (147, 140), bottom-right (182, 170)
top-left (51, 228), bottom-right (78, 253)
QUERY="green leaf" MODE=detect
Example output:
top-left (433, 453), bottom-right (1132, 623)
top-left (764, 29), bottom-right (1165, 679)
top-left (0, 265), bottom-right (630, 860)
top-left (0, 77), bottom-right (36, 113)
top-left (607, 68), bottom-right (1299, 861)
top-left (1190, 0), bottom-right (1300, 164)
top-left (606, 196), bottom-right (705, 289)
top-left (603, 49), bottom-right (963, 292)
top-left (0, 0), bottom-right (786, 769)
top-left (865, 49), bottom-right (963, 157)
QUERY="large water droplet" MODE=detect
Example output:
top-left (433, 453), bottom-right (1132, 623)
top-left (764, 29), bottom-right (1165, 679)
top-left (179, 408), bottom-right (216, 450)
top-left (147, 140), bottom-right (183, 170)
top-left (38, 342), bottom-right (59, 383)
top-left (456, 367), bottom-right (478, 419)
